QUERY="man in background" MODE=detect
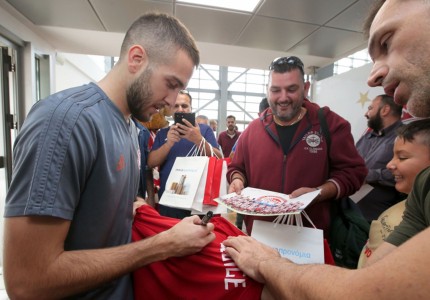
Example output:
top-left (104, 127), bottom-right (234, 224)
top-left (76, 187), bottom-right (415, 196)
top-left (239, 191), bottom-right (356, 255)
top-left (355, 94), bottom-right (404, 222)
top-left (196, 114), bottom-right (209, 125)
top-left (209, 119), bottom-right (218, 133)
top-left (218, 115), bottom-right (241, 158)
top-left (148, 90), bottom-right (221, 218)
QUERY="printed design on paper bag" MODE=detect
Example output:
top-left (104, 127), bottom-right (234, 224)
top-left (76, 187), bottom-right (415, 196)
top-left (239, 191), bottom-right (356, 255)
top-left (303, 131), bottom-right (324, 154)
top-left (166, 174), bottom-right (188, 195)
top-left (169, 174), bottom-right (187, 195)
top-left (215, 187), bottom-right (319, 216)
top-left (275, 246), bottom-right (311, 259)
top-left (159, 157), bottom-right (208, 211)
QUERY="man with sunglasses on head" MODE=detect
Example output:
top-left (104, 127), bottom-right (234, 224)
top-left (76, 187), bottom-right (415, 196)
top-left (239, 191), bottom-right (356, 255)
top-left (227, 56), bottom-right (367, 237)
top-left (223, 1), bottom-right (430, 298)
top-left (148, 90), bottom-right (221, 219)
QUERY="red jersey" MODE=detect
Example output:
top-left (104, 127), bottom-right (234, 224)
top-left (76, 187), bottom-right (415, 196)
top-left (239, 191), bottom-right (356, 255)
top-left (132, 205), bottom-right (264, 299)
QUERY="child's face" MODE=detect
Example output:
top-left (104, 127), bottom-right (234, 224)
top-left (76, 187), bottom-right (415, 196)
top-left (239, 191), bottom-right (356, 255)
top-left (387, 137), bottom-right (430, 194)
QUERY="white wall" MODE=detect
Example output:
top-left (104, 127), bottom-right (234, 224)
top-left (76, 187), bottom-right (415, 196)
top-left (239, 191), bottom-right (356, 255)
top-left (55, 53), bottom-right (106, 92)
top-left (0, 3), bottom-right (57, 271)
top-left (0, 2), bottom-right (57, 114)
top-left (312, 64), bottom-right (384, 142)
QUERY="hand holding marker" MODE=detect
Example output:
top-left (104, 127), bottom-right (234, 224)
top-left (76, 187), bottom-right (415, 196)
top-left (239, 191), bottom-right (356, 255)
top-left (201, 211), bottom-right (213, 226)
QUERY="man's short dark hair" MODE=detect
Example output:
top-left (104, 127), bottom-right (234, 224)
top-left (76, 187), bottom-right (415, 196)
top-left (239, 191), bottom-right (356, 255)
top-left (363, 0), bottom-right (386, 39)
top-left (120, 13), bottom-right (199, 67)
top-left (179, 90), bottom-right (192, 105)
top-left (396, 118), bottom-right (430, 149)
top-left (269, 56), bottom-right (305, 79)
top-left (226, 115), bottom-right (236, 121)
top-left (378, 94), bottom-right (403, 118)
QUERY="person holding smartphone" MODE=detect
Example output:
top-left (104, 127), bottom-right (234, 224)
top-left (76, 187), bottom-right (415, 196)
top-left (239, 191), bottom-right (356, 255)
top-left (148, 90), bottom-right (221, 219)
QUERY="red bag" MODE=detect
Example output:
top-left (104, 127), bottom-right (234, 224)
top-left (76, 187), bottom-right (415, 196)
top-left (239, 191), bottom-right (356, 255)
top-left (203, 156), bottom-right (217, 206)
top-left (203, 158), bottom-right (227, 206)
top-left (132, 205), bottom-right (264, 300)
top-left (324, 239), bottom-right (335, 265)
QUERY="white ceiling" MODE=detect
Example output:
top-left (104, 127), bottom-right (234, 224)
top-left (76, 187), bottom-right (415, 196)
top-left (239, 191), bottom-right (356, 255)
top-left (2, 0), bottom-right (373, 73)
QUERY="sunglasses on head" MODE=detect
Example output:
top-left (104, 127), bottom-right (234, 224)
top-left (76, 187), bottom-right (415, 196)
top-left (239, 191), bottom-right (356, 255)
top-left (269, 56), bottom-right (304, 74)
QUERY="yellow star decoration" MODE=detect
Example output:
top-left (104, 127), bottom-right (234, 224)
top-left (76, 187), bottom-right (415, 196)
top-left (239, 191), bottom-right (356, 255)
top-left (357, 91), bottom-right (370, 108)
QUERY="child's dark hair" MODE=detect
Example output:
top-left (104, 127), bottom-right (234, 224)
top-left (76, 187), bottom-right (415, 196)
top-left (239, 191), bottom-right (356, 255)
top-left (396, 118), bottom-right (430, 147)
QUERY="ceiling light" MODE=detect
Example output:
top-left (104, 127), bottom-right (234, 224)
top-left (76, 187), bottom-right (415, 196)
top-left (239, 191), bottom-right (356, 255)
top-left (177, 0), bottom-right (261, 13)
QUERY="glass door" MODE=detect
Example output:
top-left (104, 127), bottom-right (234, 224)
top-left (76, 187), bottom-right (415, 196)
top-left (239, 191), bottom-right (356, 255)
top-left (0, 43), bottom-right (18, 271)
top-left (1, 47), bottom-right (14, 188)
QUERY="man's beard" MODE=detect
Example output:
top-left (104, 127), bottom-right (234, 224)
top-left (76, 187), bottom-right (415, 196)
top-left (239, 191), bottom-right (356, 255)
top-left (270, 101), bottom-right (302, 122)
top-left (367, 109), bottom-right (383, 132)
top-left (126, 68), bottom-right (153, 122)
top-left (269, 91), bottom-right (304, 122)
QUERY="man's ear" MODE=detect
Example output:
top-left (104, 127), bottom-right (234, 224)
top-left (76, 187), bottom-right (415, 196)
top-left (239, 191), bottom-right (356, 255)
top-left (127, 45), bottom-right (148, 74)
top-left (380, 104), bottom-right (391, 116)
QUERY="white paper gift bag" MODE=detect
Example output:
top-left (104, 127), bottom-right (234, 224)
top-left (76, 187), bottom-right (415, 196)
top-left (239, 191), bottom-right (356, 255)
top-left (251, 215), bottom-right (324, 264)
top-left (159, 138), bottom-right (227, 213)
top-left (159, 156), bottom-right (208, 210)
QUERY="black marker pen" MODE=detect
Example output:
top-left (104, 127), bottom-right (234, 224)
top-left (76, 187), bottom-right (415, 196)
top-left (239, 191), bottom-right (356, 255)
top-left (201, 211), bottom-right (213, 226)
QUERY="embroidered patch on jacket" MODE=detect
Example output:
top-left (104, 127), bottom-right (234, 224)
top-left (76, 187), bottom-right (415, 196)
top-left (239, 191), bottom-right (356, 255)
top-left (302, 131), bottom-right (324, 154)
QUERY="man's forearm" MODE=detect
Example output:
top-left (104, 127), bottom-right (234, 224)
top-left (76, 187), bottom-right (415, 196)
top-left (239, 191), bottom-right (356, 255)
top-left (260, 258), bottom-right (351, 300)
top-left (147, 143), bottom-right (172, 168)
top-left (145, 169), bottom-right (156, 207)
top-left (5, 227), bottom-right (174, 299)
top-left (212, 146), bottom-right (222, 158)
top-left (315, 181), bottom-right (338, 202)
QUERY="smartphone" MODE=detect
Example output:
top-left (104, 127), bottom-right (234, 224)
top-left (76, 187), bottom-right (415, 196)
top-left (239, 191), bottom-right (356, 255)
top-left (174, 112), bottom-right (195, 126)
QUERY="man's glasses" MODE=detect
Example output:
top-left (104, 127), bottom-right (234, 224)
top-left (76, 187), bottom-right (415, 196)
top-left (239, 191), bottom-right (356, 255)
top-left (269, 56), bottom-right (304, 74)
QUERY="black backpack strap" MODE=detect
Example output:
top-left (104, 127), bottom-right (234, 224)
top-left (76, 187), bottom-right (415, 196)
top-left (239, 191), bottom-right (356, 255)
top-left (318, 107), bottom-right (331, 151)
